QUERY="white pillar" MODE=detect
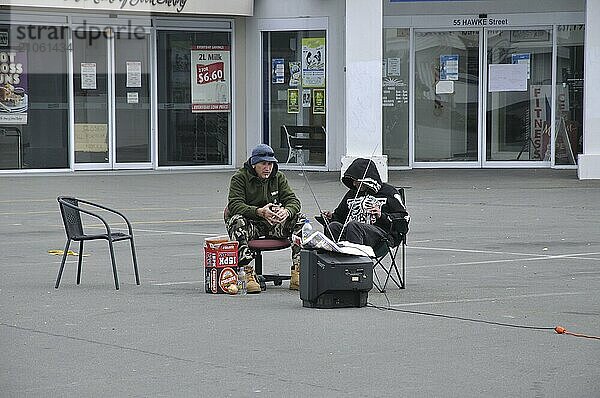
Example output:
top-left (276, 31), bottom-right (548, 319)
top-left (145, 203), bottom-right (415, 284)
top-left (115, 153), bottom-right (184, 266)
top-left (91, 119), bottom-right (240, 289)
top-left (579, 0), bottom-right (600, 179)
top-left (343, 0), bottom-right (387, 181)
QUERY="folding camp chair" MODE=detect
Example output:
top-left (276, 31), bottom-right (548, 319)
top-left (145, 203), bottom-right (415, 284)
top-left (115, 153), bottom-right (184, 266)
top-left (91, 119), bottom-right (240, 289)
top-left (372, 187), bottom-right (409, 292)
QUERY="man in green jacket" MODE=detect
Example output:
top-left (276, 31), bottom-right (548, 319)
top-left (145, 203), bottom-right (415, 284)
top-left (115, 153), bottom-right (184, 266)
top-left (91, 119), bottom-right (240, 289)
top-left (225, 144), bottom-right (304, 293)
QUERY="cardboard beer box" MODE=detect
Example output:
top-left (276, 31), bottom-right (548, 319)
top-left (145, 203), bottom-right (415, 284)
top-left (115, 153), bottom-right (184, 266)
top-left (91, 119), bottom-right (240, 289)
top-left (204, 235), bottom-right (239, 294)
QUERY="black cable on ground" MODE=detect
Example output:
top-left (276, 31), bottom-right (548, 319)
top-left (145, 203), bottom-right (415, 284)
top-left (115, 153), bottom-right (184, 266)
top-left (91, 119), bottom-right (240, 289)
top-left (368, 290), bottom-right (599, 339)
top-left (366, 302), bottom-right (556, 331)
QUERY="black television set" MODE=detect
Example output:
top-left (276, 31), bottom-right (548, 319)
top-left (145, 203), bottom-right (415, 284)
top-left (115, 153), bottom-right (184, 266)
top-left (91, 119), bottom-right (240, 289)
top-left (299, 249), bottom-right (373, 308)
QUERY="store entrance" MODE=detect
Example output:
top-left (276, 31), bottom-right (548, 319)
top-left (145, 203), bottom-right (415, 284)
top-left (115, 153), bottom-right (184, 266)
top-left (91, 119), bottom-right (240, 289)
top-left (411, 27), bottom-right (557, 167)
top-left (73, 24), bottom-right (151, 170)
top-left (413, 30), bottom-right (480, 165)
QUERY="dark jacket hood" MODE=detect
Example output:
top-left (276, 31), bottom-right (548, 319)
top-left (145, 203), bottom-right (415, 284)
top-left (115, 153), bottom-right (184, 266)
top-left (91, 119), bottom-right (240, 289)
top-left (341, 158), bottom-right (382, 194)
top-left (243, 158), bottom-right (279, 180)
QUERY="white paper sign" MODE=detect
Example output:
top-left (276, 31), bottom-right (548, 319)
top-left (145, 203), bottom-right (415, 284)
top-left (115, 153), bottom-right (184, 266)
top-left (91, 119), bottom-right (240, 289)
top-left (488, 64), bottom-right (528, 92)
top-left (127, 92), bottom-right (139, 104)
top-left (387, 57), bottom-right (401, 76)
top-left (81, 63), bottom-right (97, 90)
top-left (126, 61), bottom-right (142, 88)
top-left (435, 80), bottom-right (454, 94)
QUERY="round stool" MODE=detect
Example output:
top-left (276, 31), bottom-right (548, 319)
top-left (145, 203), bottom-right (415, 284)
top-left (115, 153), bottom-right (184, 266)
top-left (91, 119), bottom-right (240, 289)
top-left (248, 238), bottom-right (291, 286)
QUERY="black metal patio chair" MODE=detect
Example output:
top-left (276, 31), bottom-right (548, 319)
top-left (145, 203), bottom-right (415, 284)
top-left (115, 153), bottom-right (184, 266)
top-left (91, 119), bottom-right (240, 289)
top-left (55, 196), bottom-right (140, 290)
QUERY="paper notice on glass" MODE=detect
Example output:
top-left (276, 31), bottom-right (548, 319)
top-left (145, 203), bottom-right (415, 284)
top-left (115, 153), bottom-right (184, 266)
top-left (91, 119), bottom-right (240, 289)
top-left (488, 64), bottom-right (528, 92)
top-left (74, 123), bottom-right (107, 152)
top-left (511, 53), bottom-right (531, 79)
top-left (302, 89), bottom-right (311, 107)
top-left (272, 58), bottom-right (285, 84)
top-left (127, 92), bottom-right (139, 104)
top-left (126, 61), bottom-right (142, 88)
top-left (435, 80), bottom-right (454, 94)
top-left (387, 57), bottom-right (401, 76)
top-left (440, 55), bottom-right (459, 81)
top-left (81, 63), bottom-right (97, 90)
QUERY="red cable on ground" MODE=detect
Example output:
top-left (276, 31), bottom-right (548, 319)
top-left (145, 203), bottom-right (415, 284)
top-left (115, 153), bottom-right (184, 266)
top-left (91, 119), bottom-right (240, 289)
top-left (555, 326), bottom-right (600, 340)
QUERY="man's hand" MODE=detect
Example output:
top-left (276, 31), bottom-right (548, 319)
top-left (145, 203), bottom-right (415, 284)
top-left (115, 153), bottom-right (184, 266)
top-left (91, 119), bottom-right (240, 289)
top-left (272, 205), bottom-right (290, 224)
top-left (258, 203), bottom-right (289, 225)
top-left (321, 210), bottom-right (333, 220)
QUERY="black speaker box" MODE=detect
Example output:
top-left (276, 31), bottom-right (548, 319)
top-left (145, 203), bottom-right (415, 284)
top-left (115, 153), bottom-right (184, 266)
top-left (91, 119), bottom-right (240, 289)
top-left (300, 249), bottom-right (373, 308)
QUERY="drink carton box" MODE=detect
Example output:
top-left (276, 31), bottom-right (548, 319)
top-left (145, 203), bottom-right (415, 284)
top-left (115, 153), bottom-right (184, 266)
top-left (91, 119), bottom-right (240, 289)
top-left (204, 235), bottom-right (239, 294)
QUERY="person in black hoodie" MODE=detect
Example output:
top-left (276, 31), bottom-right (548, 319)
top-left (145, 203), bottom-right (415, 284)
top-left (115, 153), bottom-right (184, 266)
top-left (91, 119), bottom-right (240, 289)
top-left (321, 158), bottom-right (408, 249)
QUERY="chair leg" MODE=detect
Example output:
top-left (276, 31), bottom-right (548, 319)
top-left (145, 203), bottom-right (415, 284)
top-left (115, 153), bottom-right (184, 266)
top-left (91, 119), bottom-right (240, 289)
top-left (372, 258), bottom-right (386, 293)
top-left (77, 241), bottom-right (84, 284)
top-left (385, 245), bottom-right (404, 290)
top-left (108, 239), bottom-right (120, 290)
top-left (401, 242), bottom-right (406, 289)
top-left (381, 246), bottom-right (395, 291)
top-left (130, 238), bottom-right (140, 285)
top-left (55, 239), bottom-right (71, 288)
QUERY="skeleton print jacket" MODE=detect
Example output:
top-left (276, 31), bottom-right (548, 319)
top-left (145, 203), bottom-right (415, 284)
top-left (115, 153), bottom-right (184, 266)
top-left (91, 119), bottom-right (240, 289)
top-left (332, 158), bottom-right (409, 245)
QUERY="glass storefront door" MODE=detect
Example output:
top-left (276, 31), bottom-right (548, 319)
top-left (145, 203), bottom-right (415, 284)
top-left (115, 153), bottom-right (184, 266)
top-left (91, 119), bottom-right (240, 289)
top-left (261, 30), bottom-right (327, 167)
top-left (73, 30), bottom-right (109, 167)
top-left (414, 30), bottom-right (480, 165)
top-left (485, 28), bottom-right (553, 164)
top-left (73, 25), bottom-right (151, 170)
top-left (114, 31), bottom-right (151, 166)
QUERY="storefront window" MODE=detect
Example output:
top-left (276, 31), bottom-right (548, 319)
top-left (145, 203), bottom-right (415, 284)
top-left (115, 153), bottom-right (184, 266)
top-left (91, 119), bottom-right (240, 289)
top-left (555, 25), bottom-right (584, 166)
top-left (0, 24), bottom-right (69, 170)
top-left (383, 28), bottom-right (410, 167)
top-left (262, 31), bottom-right (326, 166)
top-left (157, 31), bottom-right (231, 166)
top-left (486, 29), bottom-right (553, 162)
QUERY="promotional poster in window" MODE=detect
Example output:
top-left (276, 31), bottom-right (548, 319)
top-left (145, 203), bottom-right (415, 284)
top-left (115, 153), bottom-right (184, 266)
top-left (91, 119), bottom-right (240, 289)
top-left (190, 45), bottom-right (231, 113)
top-left (0, 48), bottom-right (28, 125)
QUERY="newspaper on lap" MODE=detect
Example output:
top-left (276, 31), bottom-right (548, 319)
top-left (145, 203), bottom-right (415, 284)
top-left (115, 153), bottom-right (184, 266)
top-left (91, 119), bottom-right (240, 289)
top-left (295, 230), bottom-right (375, 258)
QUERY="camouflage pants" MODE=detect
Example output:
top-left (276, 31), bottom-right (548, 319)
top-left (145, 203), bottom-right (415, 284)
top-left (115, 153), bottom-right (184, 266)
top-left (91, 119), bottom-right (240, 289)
top-left (225, 213), bottom-right (305, 269)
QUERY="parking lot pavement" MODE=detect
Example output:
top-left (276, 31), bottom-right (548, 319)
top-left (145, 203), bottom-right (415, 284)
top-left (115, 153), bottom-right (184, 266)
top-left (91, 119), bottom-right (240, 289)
top-left (1, 168), bottom-right (599, 397)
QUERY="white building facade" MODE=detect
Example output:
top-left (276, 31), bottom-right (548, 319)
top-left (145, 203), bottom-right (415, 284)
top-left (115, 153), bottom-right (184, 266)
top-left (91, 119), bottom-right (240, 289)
top-left (0, 0), bottom-right (598, 179)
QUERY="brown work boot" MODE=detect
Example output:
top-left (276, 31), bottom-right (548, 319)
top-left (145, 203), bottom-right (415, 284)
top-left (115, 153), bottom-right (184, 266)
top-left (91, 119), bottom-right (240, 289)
top-left (244, 265), bottom-right (261, 294)
top-left (289, 258), bottom-right (300, 290)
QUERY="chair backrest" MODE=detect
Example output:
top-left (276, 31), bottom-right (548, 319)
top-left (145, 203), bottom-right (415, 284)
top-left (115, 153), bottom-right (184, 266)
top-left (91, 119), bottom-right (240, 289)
top-left (281, 125), bottom-right (326, 150)
top-left (394, 186), bottom-right (406, 208)
top-left (58, 197), bottom-right (84, 239)
top-left (388, 187), bottom-right (409, 247)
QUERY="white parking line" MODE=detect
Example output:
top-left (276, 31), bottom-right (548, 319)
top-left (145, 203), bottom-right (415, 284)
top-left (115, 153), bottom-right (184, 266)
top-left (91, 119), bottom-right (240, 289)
top-left (409, 245), bottom-right (551, 257)
top-left (133, 228), bottom-right (218, 236)
top-left (152, 280), bottom-right (203, 286)
top-left (408, 246), bottom-right (600, 268)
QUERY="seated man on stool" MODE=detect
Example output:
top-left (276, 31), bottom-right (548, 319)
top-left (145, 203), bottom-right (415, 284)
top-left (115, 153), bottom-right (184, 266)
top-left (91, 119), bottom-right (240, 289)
top-left (321, 158), bottom-right (408, 250)
top-left (225, 144), bottom-right (304, 293)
